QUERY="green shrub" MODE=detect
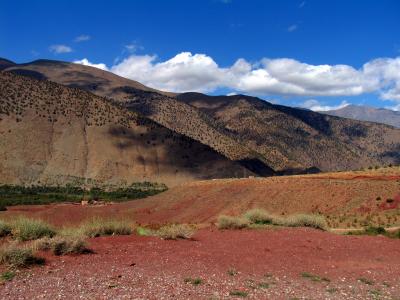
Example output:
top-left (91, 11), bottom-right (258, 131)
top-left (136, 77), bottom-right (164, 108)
top-left (1, 271), bottom-right (15, 281)
top-left (365, 226), bottom-right (386, 235)
top-left (81, 219), bottom-right (132, 238)
top-left (35, 236), bottom-right (90, 255)
top-left (0, 220), bottom-right (11, 237)
top-left (11, 218), bottom-right (56, 241)
top-left (0, 244), bottom-right (45, 268)
top-left (244, 209), bottom-right (274, 224)
top-left (156, 224), bottom-right (195, 240)
top-left (282, 214), bottom-right (327, 230)
top-left (217, 215), bottom-right (249, 230)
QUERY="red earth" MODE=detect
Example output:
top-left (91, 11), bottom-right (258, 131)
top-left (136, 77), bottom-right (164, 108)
top-left (1, 228), bottom-right (400, 299)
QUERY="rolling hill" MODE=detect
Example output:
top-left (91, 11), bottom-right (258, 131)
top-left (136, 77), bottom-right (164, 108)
top-left (322, 104), bottom-right (400, 128)
top-left (0, 72), bottom-right (256, 187)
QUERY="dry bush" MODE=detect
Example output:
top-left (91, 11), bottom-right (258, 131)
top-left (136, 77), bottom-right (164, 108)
top-left (10, 218), bottom-right (56, 241)
top-left (0, 243), bottom-right (44, 268)
top-left (80, 218), bottom-right (132, 238)
top-left (156, 224), bottom-right (195, 240)
top-left (244, 209), bottom-right (275, 224)
top-left (0, 220), bottom-right (11, 237)
top-left (217, 215), bottom-right (249, 230)
top-left (282, 214), bottom-right (328, 230)
top-left (34, 236), bottom-right (90, 255)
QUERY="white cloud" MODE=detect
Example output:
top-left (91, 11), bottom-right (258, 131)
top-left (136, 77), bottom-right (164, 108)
top-left (287, 25), bottom-right (298, 32)
top-left (49, 44), bottom-right (72, 54)
top-left (74, 52), bottom-right (400, 103)
top-left (111, 52), bottom-right (225, 92)
top-left (75, 35), bottom-right (91, 42)
top-left (73, 58), bottom-right (108, 71)
top-left (300, 99), bottom-right (350, 111)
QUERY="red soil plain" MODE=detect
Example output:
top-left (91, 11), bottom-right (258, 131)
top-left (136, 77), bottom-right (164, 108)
top-left (1, 168), bottom-right (400, 299)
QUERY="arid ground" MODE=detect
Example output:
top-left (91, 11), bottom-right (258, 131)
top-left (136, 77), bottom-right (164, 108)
top-left (1, 168), bottom-right (400, 299)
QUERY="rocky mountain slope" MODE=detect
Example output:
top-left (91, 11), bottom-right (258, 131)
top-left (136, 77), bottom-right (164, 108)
top-left (177, 93), bottom-right (400, 172)
top-left (3, 58), bottom-right (400, 174)
top-left (0, 72), bottom-right (255, 186)
top-left (3, 59), bottom-right (273, 175)
top-left (322, 104), bottom-right (400, 128)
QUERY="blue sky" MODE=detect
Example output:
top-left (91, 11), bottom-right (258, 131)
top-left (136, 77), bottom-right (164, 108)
top-left (1, 0), bottom-right (400, 110)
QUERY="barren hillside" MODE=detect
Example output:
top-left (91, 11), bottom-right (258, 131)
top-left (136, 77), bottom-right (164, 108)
top-left (3, 59), bottom-right (273, 175)
top-left (178, 93), bottom-right (400, 172)
top-left (0, 72), bottom-right (255, 186)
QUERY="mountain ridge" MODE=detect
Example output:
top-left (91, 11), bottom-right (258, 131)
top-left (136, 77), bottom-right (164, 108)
top-left (322, 104), bottom-right (400, 128)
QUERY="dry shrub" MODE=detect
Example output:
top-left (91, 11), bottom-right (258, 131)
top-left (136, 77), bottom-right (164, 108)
top-left (35, 236), bottom-right (90, 255)
top-left (0, 220), bottom-right (11, 237)
top-left (156, 224), bottom-right (195, 240)
top-left (282, 214), bottom-right (327, 230)
top-left (80, 218), bottom-right (132, 238)
top-left (217, 215), bottom-right (249, 229)
top-left (10, 218), bottom-right (55, 241)
top-left (244, 209), bottom-right (275, 224)
top-left (0, 243), bottom-right (44, 268)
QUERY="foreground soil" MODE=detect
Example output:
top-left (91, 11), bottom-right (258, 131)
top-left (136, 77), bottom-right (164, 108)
top-left (1, 228), bottom-right (400, 299)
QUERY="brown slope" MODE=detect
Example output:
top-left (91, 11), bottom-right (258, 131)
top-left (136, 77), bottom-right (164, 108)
top-left (177, 93), bottom-right (400, 172)
top-left (3, 59), bottom-right (274, 176)
top-left (0, 72), bottom-right (255, 187)
top-left (322, 104), bottom-right (400, 128)
top-left (4, 59), bottom-right (175, 97)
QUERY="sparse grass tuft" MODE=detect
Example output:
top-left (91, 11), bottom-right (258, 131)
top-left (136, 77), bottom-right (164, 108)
top-left (326, 287), bottom-right (338, 294)
top-left (0, 271), bottom-right (15, 281)
top-left (358, 277), bottom-right (374, 285)
top-left (80, 218), bottom-right (132, 238)
top-left (229, 290), bottom-right (248, 297)
top-left (184, 277), bottom-right (203, 285)
top-left (34, 236), bottom-right (91, 255)
top-left (244, 209), bottom-right (274, 224)
top-left (227, 268), bottom-right (238, 276)
top-left (301, 272), bottom-right (330, 282)
top-left (258, 282), bottom-right (270, 289)
top-left (0, 244), bottom-right (44, 268)
top-left (217, 215), bottom-right (249, 230)
top-left (0, 220), bottom-right (12, 237)
top-left (282, 214), bottom-right (328, 230)
top-left (156, 224), bottom-right (195, 240)
top-left (11, 218), bottom-right (55, 241)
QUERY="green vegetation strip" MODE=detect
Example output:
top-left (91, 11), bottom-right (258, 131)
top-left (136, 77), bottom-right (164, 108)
top-left (0, 182), bottom-right (167, 209)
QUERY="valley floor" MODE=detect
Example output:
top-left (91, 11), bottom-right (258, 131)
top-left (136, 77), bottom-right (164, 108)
top-left (1, 228), bottom-right (400, 299)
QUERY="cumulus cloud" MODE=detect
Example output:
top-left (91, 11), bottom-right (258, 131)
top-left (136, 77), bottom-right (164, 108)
top-left (75, 35), bottom-right (91, 42)
top-left (300, 99), bottom-right (350, 111)
top-left (49, 44), bottom-right (72, 54)
top-left (73, 58), bottom-right (108, 71)
top-left (73, 52), bottom-right (400, 102)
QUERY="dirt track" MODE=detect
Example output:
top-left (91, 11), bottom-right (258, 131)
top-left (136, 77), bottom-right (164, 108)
top-left (1, 228), bottom-right (400, 299)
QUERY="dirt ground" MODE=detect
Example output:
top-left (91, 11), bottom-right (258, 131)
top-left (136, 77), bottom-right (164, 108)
top-left (1, 228), bottom-right (400, 299)
top-left (2, 169), bottom-right (399, 228)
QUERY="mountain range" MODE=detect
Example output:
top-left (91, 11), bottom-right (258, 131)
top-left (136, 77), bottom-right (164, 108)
top-left (1, 58), bottom-right (399, 186)
top-left (322, 105), bottom-right (400, 128)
